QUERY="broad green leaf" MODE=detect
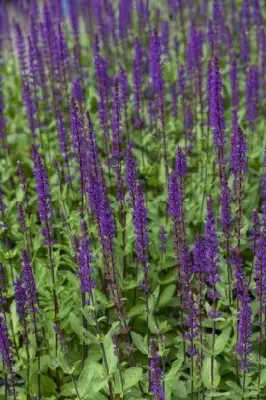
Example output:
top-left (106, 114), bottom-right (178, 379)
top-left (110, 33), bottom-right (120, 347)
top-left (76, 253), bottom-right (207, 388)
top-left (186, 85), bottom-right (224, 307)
top-left (123, 367), bottom-right (143, 390)
top-left (78, 365), bottom-right (94, 397)
top-left (213, 327), bottom-right (231, 355)
top-left (159, 284), bottom-right (176, 307)
top-left (104, 333), bottom-right (118, 375)
top-left (202, 357), bottom-right (220, 389)
top-left (131, 332), bottom-right (148, 355)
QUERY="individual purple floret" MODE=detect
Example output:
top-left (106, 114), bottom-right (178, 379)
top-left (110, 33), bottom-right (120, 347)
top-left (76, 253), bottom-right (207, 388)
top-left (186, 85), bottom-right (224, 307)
top-left (150, 340), bottom-right (164, 400)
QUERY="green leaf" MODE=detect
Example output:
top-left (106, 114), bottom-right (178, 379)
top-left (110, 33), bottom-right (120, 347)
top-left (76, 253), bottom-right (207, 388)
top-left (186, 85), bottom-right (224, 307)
top-left (104, 333), bottom-right (118, 375)
top-left (159, 284), bottom-right (176, 307)
top-left (213, 327), bottom-right (231, 355)
top-left (202, 357), bottom-right (220, 389)
top-left (78, 365), bottom-right (94, 397)
top-left (131, 332), bottom-right (148, 355)
top-left (123, 367), bottom-right (143, 390)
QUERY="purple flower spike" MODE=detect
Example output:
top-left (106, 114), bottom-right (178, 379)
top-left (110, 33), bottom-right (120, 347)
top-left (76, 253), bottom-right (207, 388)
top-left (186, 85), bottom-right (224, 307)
top-left (77, 221), bottom-right (96, 294)
top-left (32, 145), bottom-right (54, 246)
top-left (14, 278), bottom-right (28, 319)
top-left (21, 249), bottom-right (38, 314)
top-left (205, 197), bottom-right (220, 313)
top-left (125, 144), bottom-right (137, 205)
top-left (230, 125), bottom-right (247, 176)
top-left (0, 316), bottom-right (16, 394)
top-left (150, 340), bottom-right (164, 400)
top-left (133, 182), bottom-right (149, 290)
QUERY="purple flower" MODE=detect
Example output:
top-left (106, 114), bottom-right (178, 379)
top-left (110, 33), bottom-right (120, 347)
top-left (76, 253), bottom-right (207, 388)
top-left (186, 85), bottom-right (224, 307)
top-left (170, 82), bottom-right (178, 118)
top-left (175, 147), bottom-right (187, 178)
top-left (150, 340), bottom-right (164, 400)
top-left (70, 98), bottom-right (88, 198)
top-left (133, 38), bottom-right (143, 128)
top-left (112, 76), bottom-right (123, 164)
top-left (0, 316), bottom-right (16, 392)
top-left (17, 203), bottom-right (28, 233)
top-left (210, 54), bottom-right (225, 150)
top-left (17, 161), bottom-right (27, 193)
top-left (220, 175), bottom-right (232, 237)
top-left (77, 221), bottom-right (96, 294)
top-left (14, 278), bottom-right (28, 319)
top-left (21, 249), bottom-right (38, 314)
top-left (205, 197), bottom-right (220, 308)
top-left (125, 144), bottom-right (137, 205)
top-left (0, 186), bottom-right (7, 213)
top-left (72, 76), bottom-right (83, 104)
top-left (231, 250), bottom-right (252, 372)
top-left (32, 145), bottom-right (53, 245)
top-left (86, 112), bottom-right (103, 219)
top-left (250, 209), bottom-right (261, 254)
top-left (168, 171), bottom-right (182, 223)
top-left (230, 125), bottom-right (247, 176)
top-left (133, 183), bottom-right (149, 289)
top-left (150, 29), bottom-right (165, 110)
top-left (230, 53), bottom-right (239, 109)
top-left (262, 147), bottom-right (266, 202)
top-left (246, 66), bottom-right (259, 127)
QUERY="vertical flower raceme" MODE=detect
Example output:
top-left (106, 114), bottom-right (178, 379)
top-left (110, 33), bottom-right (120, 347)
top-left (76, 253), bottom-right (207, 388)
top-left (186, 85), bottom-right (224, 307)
top-left (231, 125), bottom-right (247, 178)
top-left (230, 53), bottom-right (239, 130)
top-left (32, 145), bottom-right (54, 246)
top-left (14, 278), bottom-right (28, 320)
top-left (125, 144), bottom-right (137, 206)
top-left (70, 98), bottom-right (88, 216)
top-left (220, 175), bottom-right (232, 238)
top-left (119, 67), bottom-right (129, 140)
top-left (230, 125), bottom-right (247, 247)
top-left (0, 316), bottom-right (16, 396)
top-left (210, 54), bottom-right (225, 172)
top-left (77, 221), bottom-right (96, 295)
top-left (21, 249), bottom-right (38, 315)
top-left (150, 30), bottom-right (168, 176)
top-left (170, 82), bottom-right (178, 118)
top-left (112, 76), bottom-right (124, 202)
top-left (133, 38), bottom-right (143, 129)
top-left (231, 250), bottom-right (252, 372)
top-left (205, 197), bottom-right (220, 319)
top-left (246, 66), bottom-right (259, 129)
top-left (133, 182), bottom-right (149, 291)
top-left (86, 112), bottom-right (102, 220)
top-left (15, 23), bottom-right (28, 83)
top-left (149, 340), bottom-right (164, 400)
top-left (93, 35), bottom-right (110, 143)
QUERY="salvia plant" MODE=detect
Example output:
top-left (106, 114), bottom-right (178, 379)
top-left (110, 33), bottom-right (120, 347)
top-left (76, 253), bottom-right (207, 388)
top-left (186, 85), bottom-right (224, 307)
top-left (0, 0), bottom-right (266, 399)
